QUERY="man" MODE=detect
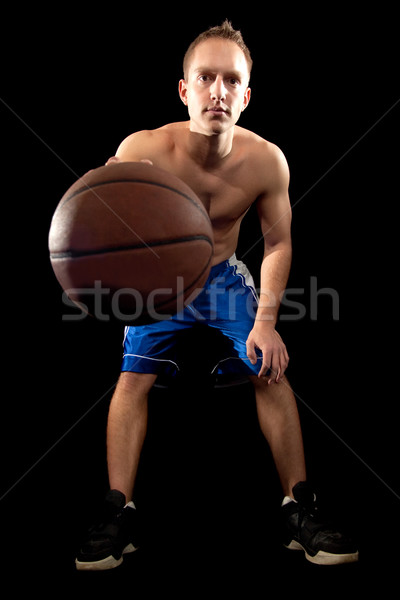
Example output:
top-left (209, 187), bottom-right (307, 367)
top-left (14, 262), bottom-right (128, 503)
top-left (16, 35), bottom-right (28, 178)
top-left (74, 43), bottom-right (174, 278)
top-left (75, 21), bottom-right (358, 569)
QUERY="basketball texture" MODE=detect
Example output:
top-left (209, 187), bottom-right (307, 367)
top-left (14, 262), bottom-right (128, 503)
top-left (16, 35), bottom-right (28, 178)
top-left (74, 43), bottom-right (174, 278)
top-left (49, 161), bottom-right (214, 323)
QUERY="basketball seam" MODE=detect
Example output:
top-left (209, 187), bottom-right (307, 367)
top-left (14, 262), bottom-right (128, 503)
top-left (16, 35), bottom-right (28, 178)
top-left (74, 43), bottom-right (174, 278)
top-left (50, 234), bottom-right (213, 259)
top-left (59, 179), bottom-right (209, 220)
top-left (151, 258), bottom-right (212, 310)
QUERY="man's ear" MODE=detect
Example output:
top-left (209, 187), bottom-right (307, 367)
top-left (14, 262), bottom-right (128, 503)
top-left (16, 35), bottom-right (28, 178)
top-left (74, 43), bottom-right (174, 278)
top-left (179, 79), bottom-right (188, 105)
top-left (242, 87), bottom-right (251, 111)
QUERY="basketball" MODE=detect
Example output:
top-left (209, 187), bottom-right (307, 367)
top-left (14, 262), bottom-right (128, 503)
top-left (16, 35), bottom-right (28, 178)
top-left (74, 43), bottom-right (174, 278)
top-left (49, 161), bottom-right (214, 323)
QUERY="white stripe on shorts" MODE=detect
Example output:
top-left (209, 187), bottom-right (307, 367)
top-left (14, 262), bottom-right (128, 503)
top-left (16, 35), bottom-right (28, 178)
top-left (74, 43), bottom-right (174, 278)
top-left (228, 254), bottom-right (259, 302)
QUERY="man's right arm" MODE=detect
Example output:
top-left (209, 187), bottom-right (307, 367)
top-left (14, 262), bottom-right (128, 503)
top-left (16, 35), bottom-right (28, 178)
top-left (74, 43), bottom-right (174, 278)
top-left (105, 131), bottom-right (155, 166)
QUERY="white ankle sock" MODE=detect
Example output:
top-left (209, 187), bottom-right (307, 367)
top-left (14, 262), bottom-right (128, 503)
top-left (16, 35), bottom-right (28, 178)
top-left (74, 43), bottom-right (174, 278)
top-left (281, 495), bottom-right (296, 506)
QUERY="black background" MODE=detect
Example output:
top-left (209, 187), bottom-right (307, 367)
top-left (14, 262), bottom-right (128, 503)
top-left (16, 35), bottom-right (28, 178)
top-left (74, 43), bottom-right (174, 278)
top-left (1, 3), bottom-right (399, 594)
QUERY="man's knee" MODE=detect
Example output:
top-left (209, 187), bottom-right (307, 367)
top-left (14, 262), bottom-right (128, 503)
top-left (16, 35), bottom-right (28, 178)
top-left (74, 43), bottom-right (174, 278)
top-left (249, 373), bottom-right (290, 390)
top-left (117, 371), bottom-right (158, 396)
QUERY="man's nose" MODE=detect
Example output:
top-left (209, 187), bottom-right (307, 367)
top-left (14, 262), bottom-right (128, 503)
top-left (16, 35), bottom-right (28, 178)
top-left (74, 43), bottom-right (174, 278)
top-left (210, 76), bottom-right (226, 101)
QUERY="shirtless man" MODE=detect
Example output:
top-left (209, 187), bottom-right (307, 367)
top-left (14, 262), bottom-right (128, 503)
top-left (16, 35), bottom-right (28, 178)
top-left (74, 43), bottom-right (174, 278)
top-left (75, 21), bottom-right (358, 569)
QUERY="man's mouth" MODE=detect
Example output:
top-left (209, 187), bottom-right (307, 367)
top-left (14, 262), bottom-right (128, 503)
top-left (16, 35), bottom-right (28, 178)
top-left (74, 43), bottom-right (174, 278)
top-left (205, 106), bottom-right (229, 115)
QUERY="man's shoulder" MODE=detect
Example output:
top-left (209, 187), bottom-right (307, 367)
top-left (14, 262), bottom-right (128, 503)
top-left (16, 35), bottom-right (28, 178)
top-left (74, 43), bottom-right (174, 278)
top-left (116, 122), bottom-right (188, 160)
top-left (235, 126), bottom-right (288, 168)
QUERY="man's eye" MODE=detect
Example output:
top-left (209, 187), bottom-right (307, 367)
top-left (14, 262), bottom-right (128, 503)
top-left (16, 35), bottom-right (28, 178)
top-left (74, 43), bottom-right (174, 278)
top-left (199, 75), bottom-right (211, 82)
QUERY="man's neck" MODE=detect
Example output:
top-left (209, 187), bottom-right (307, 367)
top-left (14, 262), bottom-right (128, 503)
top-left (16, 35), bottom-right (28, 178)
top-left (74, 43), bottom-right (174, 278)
top-left (186, 123), bottom-right (234, 167)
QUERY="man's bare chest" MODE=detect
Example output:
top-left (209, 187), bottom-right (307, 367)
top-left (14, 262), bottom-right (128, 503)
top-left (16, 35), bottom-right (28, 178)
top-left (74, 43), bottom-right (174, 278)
top-left (164, 159), bottom-right (258, 224)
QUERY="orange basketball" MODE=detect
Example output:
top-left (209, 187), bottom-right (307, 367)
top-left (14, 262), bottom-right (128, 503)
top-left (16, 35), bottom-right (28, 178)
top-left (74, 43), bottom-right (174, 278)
top-left (49, 161), bottom-right (214, 323)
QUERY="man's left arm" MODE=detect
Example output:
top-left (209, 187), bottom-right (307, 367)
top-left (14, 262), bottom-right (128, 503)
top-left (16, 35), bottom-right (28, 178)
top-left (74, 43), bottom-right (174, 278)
top-left (246, 146), bottom-right (292, 383)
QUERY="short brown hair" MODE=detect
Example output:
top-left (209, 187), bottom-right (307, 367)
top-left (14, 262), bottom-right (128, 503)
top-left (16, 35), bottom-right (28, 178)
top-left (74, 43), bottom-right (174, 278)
top-left (183, 20), bottom-right (253, 80)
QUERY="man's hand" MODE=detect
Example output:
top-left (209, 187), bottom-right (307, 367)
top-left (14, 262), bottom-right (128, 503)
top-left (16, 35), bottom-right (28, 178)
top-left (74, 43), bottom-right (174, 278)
top-left (246, 323), bottom-right (289, 383)
top-left (105, 156), bottom-right (153, 166)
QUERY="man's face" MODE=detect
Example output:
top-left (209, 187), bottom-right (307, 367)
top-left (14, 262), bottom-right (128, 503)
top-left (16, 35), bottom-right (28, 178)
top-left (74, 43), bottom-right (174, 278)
top-left (179, 38), bottom-right (251, 136)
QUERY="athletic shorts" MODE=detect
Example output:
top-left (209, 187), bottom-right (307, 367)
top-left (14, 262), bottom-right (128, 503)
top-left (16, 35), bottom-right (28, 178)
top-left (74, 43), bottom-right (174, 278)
top-left (121, 254), bottom-right (262, 377)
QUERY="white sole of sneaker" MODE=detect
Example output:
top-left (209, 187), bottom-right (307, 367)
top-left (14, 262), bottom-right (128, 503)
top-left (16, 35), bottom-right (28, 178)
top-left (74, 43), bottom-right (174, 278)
top-left (285, 539), bottom-right (359, 565)
top-left (75, 543), bottom-right (137, 571)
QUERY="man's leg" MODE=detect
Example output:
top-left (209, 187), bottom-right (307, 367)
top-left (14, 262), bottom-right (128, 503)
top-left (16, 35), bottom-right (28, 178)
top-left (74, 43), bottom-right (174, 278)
top-left (250, 375), bottom-right (306, 497)
top-left (107, 371), bottom-right (158, 501)
top-left (75, 370), bottom-right (157, 570)
top-left (250, 375), bottom-right (359, 565)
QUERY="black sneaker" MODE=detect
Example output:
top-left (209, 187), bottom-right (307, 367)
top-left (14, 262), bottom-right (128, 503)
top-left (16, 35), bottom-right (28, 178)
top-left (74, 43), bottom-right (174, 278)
top-left (75, 490), bottom-right (139, 571)
top-left (281, 481), bottom-right (359, 565)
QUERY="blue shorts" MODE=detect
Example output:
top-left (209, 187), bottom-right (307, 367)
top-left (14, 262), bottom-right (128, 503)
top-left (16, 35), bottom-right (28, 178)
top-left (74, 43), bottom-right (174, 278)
top-left (121, 254), bottom-right (262, 377)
